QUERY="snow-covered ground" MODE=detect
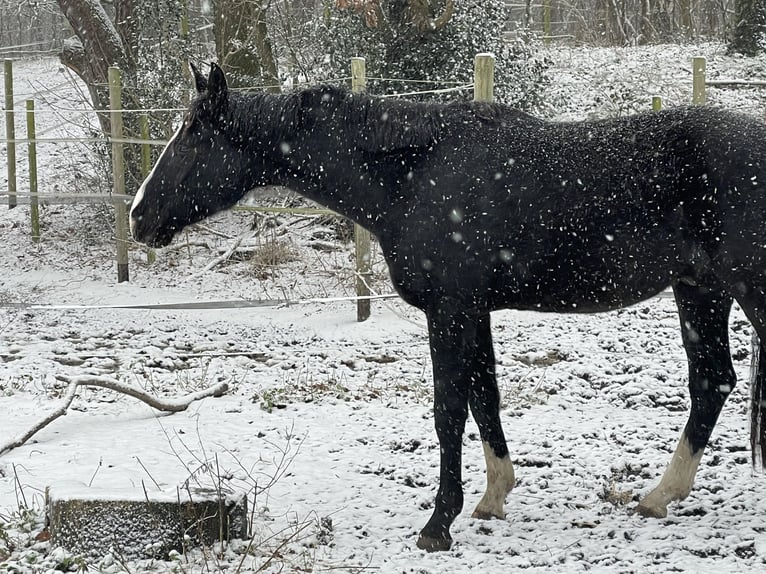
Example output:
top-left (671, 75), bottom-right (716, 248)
top-left (2, 44), bottom-right (766, 572)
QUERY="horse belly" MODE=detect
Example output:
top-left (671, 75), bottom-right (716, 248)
top-left (489, 235), bottom-right (680, 313)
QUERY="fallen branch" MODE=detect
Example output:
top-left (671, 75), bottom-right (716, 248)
top-left (192, 222), bottom-right (236, 240)
top-left (162, 240), bottom-right (212, 253)
top-left (706, 79), bottom-right (766, 88)
top-left (191, 230), bottom-right (255, 278)
top-left (0, 376), bottom-right (229, 457)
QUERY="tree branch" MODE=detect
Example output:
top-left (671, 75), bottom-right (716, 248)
top-left (0, 376), bottom-right (229, 457)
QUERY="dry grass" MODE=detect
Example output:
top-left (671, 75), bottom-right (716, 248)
top-left (600, 480), bottom-right (635, 507)
top-left (250, 235), bottom-right (300, 279)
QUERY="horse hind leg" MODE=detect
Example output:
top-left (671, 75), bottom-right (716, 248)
top-left (472, 442), bottom-right (516, 520)
top-left (466, 314), bottom-right (515, 521)
top-left (636, 280), bottom-right (735, 518)
top-left (750, 336), bottom-right (766, 466)
top-left (724, 280), bottom-right (766, 466)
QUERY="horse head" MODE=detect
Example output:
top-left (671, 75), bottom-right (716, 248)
top-left (130, 63), bottom-right (263, 247)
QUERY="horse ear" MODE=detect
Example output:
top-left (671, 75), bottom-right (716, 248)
top-left (208, 63), bottom-right (228, 101)
top-left (190, 61), bottom-right (207, 94)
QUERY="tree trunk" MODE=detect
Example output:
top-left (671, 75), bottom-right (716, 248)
top-left (56, 0), bottom-right (129, 133)
top-left (115, 0), bottom-right (141, 72)
top-left (606, 0), bottom-right (626, 44)
top-left (679, 0), bottom-right (693, 37)
top-left (254, 5), bottom-right (280, 92)
top-left (730, 0), bottom-right (765, 55)
top-left (639, 0), bottom-right (651, 43)
top-left (213, 0), bottom-right (280, 91)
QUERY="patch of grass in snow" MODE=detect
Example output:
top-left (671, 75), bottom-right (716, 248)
top-left (254, 360), bottom-right (432, 412)
top-left (500, 367), bottom-right (553, 410)
top-left (599, 480), bottom-right (636, 507)
top-left (598, 464), bottom-right (644, 507)
top-left (0, 505), bottom-right (50, 569)
top-left (250, 237), bottom-right (298, 278)
top-left (0, 376), bottom-right (32, 397)
top-left (249, 234), bottom-right (301, 280)
top-left (254, 373), bottom-right (357, 412)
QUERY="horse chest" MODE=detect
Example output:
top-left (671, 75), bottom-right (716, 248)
top-left (381, 236), bottom-right (505, 310)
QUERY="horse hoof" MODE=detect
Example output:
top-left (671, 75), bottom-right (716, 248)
top-left (634, 502), bottom-right (667, 519)
top-left (416, 533), bottom-right (453, 552)
top-left (471, 509), bottom-right (503, 520)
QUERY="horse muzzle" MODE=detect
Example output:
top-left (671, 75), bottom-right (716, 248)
top-left (129, 215), bottom-right (176, 248)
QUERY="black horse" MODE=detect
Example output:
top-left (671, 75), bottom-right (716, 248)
top-left (130, 63), bottom-right (766, 552)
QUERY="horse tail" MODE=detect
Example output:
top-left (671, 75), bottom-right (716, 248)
top-left (750, 332), bottom-right (766, 468)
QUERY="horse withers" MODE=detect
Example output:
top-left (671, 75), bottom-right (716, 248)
top-left (130, 63), bottom-right (766, 551)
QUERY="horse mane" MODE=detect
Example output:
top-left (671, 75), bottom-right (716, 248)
top-left (224, 90), bottom-right (303, 147)
top-left (223, 85), bottom-right (523, 154)
top-left (338, 88), bottom-right (446, 152)
top-left (286, 85), bottom-right (447, 152)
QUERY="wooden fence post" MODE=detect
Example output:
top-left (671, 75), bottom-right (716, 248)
top-left (26, 100), bottom-right (40, 242)
top-left (652, 96), bottom-right (662, 111)
top-left (351, 56), bottom-right (371, 322)
top-left (4, 59), bottom-right (17, 209)
top-left (139, 113), bottom-right (156, 264)
top-left (543, 0), bottom-right (552, 45)
top-left (692, 57), bottom-right (706, 105)
top-left (180, 0), bottom-right (189, 37)
top-left (474, 53), bottom-right (495, 102)
top-left (109, 66), bottom-right (130, 283)
top-left (139, 114), bottom-right (151, 176)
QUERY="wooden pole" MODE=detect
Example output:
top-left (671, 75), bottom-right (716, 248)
top-left (543, 0), bottom-right (552, 45)
top-left (692, 57), bottom-right (706, 105)
top-left (180, 0), bottom-right (189, 38)
top-left (4, 59), bottom-right (17, 209)
top-left (26, 100), bottom-right (40, 242)
top-left (651, 96), bottom-right (662, 111)
top-left (139, 114), bottom-right (156, 264)
top-left (109, 66), bottom-right (130, 283)
top-left (351, 57), bottom-right (372, 322)
top-left (474, 53), bottom-right (495, 102)
top-left (139, 114), bottom-right (151, 177)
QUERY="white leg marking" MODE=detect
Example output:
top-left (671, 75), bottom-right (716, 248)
top-left (472, 441), bottom-right (516, 520)
top-left (636, 431), bottom-right (703, 518)
top-left (129, 124), bottom-right (183, 236)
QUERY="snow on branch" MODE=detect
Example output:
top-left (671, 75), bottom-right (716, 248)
top-left (0, 375), bottom-right (229, 457)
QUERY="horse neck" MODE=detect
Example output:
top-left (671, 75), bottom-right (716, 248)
top-left (286, 145), bottom-right (385, 228)
top-left (241, 90), bottom-right (389, 231)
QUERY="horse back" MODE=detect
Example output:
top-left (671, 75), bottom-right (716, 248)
top-left (381, 105), bottom-right (766, 313)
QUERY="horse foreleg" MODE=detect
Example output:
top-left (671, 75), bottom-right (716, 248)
top-left (417, 306), bottom-right (471, 552)
top-left (466, 313), bottom-right (515, 520)
top-left (636, 282), bottom-right (734, 518)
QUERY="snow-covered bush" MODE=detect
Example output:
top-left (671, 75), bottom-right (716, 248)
top-left (315, 0), bottom-right (550, 109)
